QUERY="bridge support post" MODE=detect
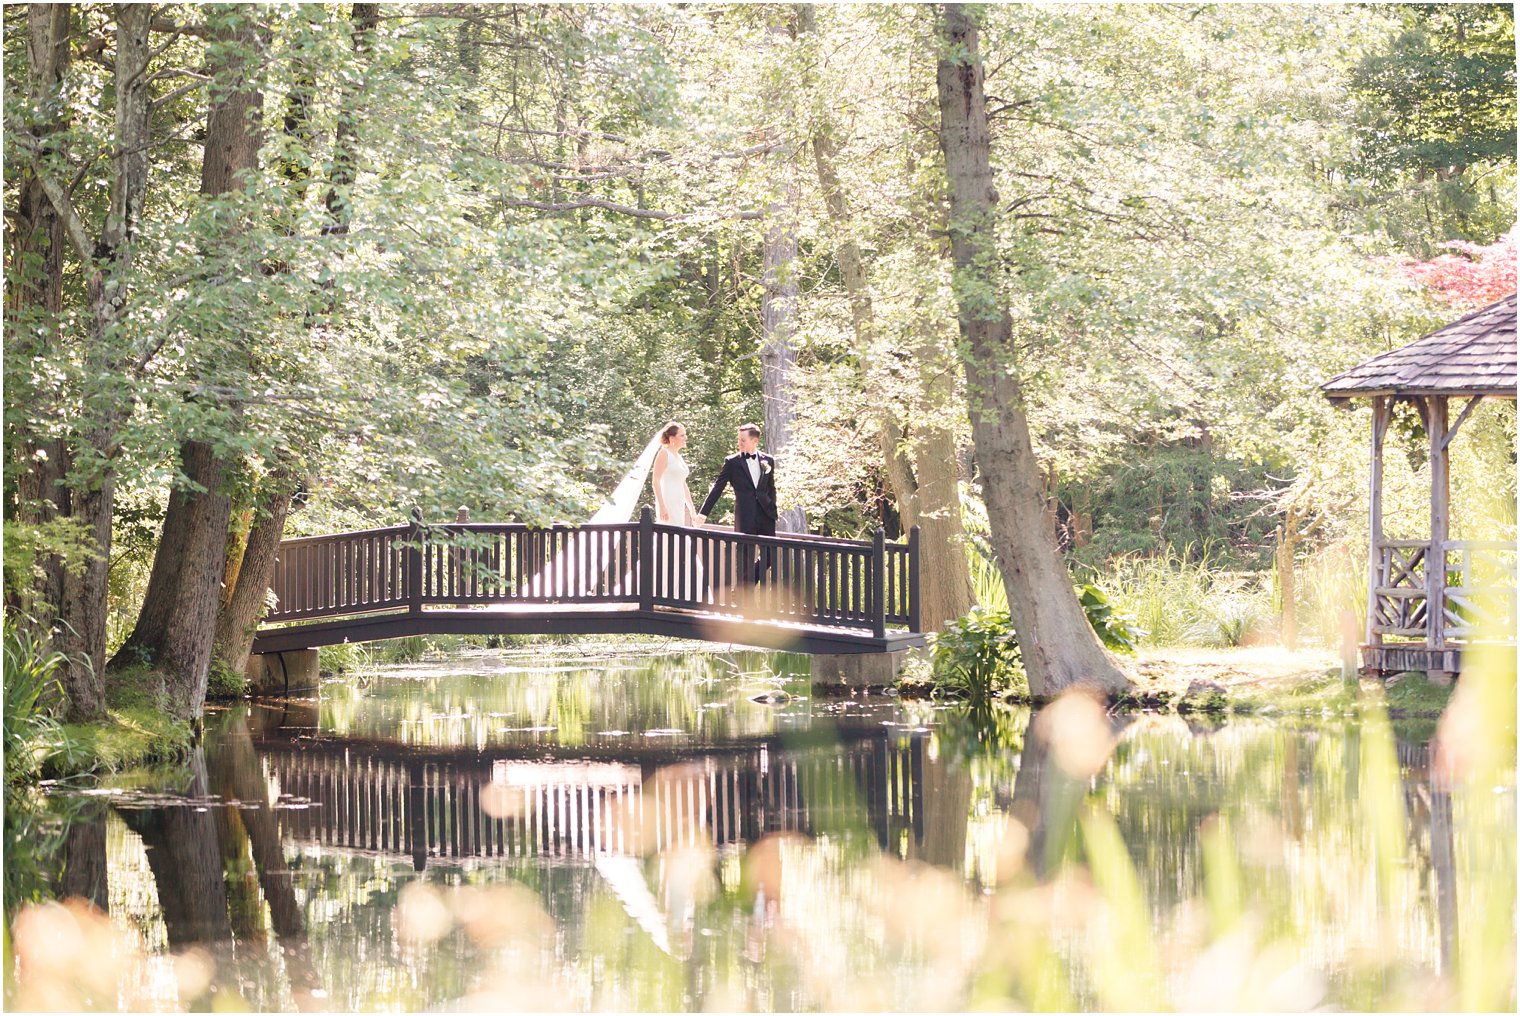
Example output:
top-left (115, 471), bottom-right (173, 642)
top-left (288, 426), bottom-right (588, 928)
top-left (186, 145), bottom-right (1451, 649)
top-left (638, 505), bottom-right (654, 612)
top-left (245, 649), bottom-right (321, 696)
top-left (870, 528), bottom-right (887, 638)
top-left (406, 508), bottom-right (425, 615)
top-left (810, 649), bottom-right (907, 692)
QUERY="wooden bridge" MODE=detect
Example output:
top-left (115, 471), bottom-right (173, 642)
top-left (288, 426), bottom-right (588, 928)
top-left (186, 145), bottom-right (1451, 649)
top-left (251, 508), bottom-right (924, 657)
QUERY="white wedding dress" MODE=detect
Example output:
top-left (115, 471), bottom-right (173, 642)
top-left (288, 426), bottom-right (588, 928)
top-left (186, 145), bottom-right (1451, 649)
top-left (655, 448), bottom-right (694, 525)
top-left (654, 449), bottom-right (705, 600)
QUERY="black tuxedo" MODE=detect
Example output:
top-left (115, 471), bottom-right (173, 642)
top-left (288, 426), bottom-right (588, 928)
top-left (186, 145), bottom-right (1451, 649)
top-left (700, 452), bottom-right (778, 536)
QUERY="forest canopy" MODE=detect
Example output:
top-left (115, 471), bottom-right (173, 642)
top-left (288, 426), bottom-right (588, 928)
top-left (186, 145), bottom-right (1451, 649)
top-left (4, 3), bottom-right (1515, 716)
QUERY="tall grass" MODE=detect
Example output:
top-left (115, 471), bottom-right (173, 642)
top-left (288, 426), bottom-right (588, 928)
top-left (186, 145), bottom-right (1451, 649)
top-left (2, 621), bottom-right (83, 784)
top-left (1096, 547), bottom-right (1275, 648)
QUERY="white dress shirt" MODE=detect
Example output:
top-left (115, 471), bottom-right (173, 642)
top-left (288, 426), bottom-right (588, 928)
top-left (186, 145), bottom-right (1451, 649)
top-left (746, 453), bottom-right (761, 488)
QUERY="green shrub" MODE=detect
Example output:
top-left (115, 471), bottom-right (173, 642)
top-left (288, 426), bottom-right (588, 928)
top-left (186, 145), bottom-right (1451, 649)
top-left (930, 606), bottom-right (1027, 701)
top-left (1097, 548), bottom-right (1277, 648)
top-left (319, 641), bottom-right (376, 675)
top-left (1075, 583), bottom-right (1146, 653)
top-left (2, 620), bottom-right (82, 784)
top-left (968, 543), bottom-right (1145, 655)
top-left (206, 657), bottom-right (247, 700)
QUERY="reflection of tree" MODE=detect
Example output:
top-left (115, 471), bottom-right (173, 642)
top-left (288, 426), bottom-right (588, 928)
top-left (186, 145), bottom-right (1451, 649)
top-left (116, 750), bottom-right (233, 947)
top-left (315, 649), bottom-right (807, 750)
top-left (59, 800), bottom-right (109, 913)
top-left (4, 790), bottom-right (108, 920)
top-left (208, 710), bottom-right (326, 1008)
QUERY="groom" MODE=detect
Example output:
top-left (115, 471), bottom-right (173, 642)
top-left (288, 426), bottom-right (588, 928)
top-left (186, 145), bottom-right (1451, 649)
top-left (700, 423), bottom-right (778, 580)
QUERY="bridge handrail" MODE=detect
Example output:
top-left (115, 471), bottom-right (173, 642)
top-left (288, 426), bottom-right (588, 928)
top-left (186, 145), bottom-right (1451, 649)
top-left (276, 520), bottom-right (893, 551)
top-left (276, 524), bottom-right (411, 547)
top-left (263, 508), bottom-right (921, 635)
top-left (656, 521), bottom-right (888, 552)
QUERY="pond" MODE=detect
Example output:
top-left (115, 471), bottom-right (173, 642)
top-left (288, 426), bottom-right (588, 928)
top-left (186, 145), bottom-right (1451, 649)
top-left (6, 646), bottom-right (1513, 1011)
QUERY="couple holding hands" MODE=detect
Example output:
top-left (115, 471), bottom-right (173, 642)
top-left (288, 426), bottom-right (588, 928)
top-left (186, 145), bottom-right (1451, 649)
top-left (652, 421), bottom-right (778, 540)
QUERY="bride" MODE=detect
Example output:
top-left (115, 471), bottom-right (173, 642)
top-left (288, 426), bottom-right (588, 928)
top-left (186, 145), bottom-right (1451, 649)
top-left (652, 422), bottom-right (701, 526)
top-left (651, 421), bottom-right (706, 600)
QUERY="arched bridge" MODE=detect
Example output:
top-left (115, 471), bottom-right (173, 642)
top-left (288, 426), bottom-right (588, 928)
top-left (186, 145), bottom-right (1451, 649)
top-left (252, 508), bottom-right (925, 657)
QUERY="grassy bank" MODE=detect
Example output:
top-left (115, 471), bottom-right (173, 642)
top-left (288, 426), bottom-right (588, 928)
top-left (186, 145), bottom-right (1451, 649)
top-left (4, 624), bottom-right (195, 784)
top-left (900, 644), bottom-right (1458, 718)
top-left (52, 692), bottom-right (195, 777)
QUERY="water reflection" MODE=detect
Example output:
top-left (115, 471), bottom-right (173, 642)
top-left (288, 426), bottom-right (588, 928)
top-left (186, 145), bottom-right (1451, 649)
top-left (7, 649), bottom-right (1512, 1011)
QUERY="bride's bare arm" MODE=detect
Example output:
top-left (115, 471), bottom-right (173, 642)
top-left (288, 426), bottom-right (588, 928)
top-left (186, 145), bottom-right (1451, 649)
top-left (652, 447), bottom-right (668, 518)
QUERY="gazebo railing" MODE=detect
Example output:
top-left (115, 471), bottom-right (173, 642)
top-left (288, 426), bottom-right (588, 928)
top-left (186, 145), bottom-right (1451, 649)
top-left (1372, 540), bottom-right (1431, 639)
top-left (1442, 540), bottom-right (1516, 641)
top-left (1372, 538), bottom-right (1516, 643)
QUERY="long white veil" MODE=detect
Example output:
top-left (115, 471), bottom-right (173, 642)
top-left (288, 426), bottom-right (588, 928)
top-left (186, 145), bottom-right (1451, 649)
top-left (590, 429), bottom-right (664, 524)
top-left (524, 430), bottom-right (662, 598)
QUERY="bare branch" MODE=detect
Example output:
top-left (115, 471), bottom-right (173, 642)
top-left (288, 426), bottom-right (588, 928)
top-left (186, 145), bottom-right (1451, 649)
top-left (151, 75), bottom-right (211, 111)
top-left (149, 17), bottom-right (215, 39)
top-left (6, 124), bottom-right (95, 261)
top-left (502, 196), bottom-right (764, 222)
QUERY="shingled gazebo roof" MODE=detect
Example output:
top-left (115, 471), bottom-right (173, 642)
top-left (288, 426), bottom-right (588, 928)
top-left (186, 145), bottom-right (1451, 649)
top-left (1323, 293), bottom-right (1518, 400)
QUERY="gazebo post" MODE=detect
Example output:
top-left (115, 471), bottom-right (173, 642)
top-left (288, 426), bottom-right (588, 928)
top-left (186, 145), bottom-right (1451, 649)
top-left (1426, 396), bottom-right (1450, 679)
top-left (1323, 292), bottom-right (1515, 681)
top-left (1365, 395), bottom-right (1388, 653)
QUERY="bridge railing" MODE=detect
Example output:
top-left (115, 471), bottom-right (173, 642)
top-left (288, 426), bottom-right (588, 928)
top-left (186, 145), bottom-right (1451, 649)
top-left (268, 525), bottom-right (413, 622)
top-left (264, 508), bottom-right (920, 634)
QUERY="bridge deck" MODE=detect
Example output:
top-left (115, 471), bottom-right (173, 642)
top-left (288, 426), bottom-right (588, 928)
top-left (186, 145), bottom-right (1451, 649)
top-left (252, 510), bottom-right (924, 656)
top-left (252, 604), bottom-right (924, 655)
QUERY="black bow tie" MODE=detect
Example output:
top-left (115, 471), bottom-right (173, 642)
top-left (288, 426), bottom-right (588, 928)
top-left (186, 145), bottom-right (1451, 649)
top-left (742, 452), bottom-right (757, 459)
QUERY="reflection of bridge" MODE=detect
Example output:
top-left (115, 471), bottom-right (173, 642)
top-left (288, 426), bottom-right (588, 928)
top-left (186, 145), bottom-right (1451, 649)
top-left (251, 509), bottom-right (924, 658)
top-left (257, 732), bottom-right (927, 870)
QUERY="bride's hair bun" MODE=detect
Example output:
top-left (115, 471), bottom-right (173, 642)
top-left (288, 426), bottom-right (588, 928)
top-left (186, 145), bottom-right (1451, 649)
top-left (660, 421), bottom-right (683, 444)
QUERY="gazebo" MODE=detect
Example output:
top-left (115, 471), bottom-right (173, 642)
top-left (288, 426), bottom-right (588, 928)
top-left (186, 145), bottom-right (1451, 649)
top-left (1323, 293), bottom-right (1517, 679)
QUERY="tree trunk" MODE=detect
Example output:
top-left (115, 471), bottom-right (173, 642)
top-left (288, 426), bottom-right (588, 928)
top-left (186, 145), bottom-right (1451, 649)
top-left (323, 4), bottom-right (380, 237)
top-left (1277, 508), bottom-right (1298, 650)
top-left (5, 5), bottom-right (74, 631)
top-left (111, 6), bottom-right (263, 721)
top-left (212, 481), bottom-right (294, 676)
top-left (209, 4), bottom-right (376, 679)
top-left (759, 14), bottom-right (804, 533)
top-left (935, 4), bottom-right (1128, 697)
top-left (43, 3), bottom-right (154, 721)
top-left (802, 6), bottom-right (972, 629)
top-left (760, 180), bottom-right (803, 532)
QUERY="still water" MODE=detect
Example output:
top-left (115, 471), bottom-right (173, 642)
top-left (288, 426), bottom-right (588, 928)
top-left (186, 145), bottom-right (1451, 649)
top-left (8, 647), bottom-right (1511, 1011)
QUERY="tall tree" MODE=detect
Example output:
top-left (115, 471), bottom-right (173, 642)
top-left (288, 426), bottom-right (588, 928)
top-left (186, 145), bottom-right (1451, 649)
top-left (797, 3), bottom-right (972, 629)
top-left (211, 3), bottom-right (381, 679)
top-left (15, 2), bottom-right (156, 720)
top-left (934, 4), bottom-right (1129, 696)
top-left (4, 4), bottom-right (73, 634)
top-left (112, 5), bottom-right (265, 721)
top-left (760, 11), bottom-right (804, 532)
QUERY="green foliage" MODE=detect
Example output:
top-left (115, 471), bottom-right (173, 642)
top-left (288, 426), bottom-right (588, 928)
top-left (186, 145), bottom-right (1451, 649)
top-left (1075, 583), bottom-right (1146, 654)
top-left (1098, 549), bottom-right (1275, 649)
top-left (1, 621), bottom-right (79, 785)
top-left (319, 642), bottom-right (376, 676)
top-left (206, 658), bottom-right (247, 701)
top-left (930, 606), bottom-right (1027, 702)
top-left (0, 520), bottom-right (94, 618)
top-left (1350, 5), bottom-right (1515, 177)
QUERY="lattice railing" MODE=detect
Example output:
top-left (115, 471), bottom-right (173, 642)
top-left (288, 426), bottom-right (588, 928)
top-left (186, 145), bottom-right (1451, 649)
top-left (1442, 540), bottom-right (1517, 641)
top-left (1372, 540), bottom-right (1430, 639)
